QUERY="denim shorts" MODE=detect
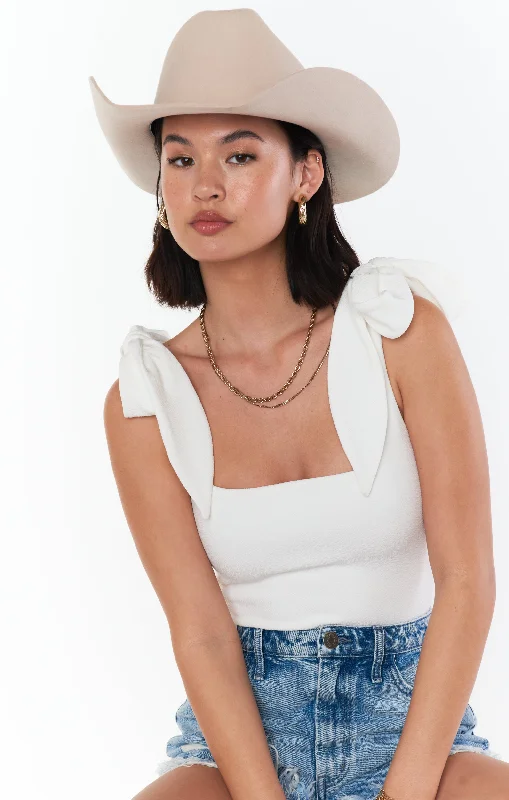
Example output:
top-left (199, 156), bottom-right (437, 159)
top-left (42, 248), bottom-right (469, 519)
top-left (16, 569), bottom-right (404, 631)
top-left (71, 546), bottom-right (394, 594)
top-left (155, 609), bottom-right (502, 799)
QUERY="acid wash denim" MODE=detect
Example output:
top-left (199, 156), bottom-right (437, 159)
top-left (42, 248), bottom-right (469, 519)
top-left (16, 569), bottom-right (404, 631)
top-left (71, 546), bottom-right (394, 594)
top-left (155, 609), bottom-right (502, 799)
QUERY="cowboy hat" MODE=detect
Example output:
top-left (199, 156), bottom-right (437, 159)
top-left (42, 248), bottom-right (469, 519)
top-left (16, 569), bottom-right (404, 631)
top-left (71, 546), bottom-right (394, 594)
top-left (88, 7), bottom-right (400, 204)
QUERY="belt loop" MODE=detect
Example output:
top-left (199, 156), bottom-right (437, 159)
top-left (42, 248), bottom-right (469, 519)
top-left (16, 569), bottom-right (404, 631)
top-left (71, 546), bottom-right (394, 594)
top-left (253, 627), bottom-right (265, 681)
top-left (371, 626), bottom-right (384, 683)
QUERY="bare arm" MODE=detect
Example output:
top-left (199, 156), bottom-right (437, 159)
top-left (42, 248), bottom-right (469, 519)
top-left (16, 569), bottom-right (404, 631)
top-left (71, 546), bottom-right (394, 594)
top-left (104, 379), bottom-right (286, 800)
top-left (380, 295), bottom-right (496, 800)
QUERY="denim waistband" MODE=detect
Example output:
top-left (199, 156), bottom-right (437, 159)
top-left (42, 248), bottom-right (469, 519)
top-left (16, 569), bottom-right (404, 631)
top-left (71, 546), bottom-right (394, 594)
top-left (236, 608), bottom-right (432, 660)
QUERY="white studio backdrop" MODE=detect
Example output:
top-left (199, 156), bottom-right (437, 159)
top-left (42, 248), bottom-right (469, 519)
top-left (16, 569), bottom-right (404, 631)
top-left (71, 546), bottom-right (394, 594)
top-left (1, 1), bottom-right (508, 798)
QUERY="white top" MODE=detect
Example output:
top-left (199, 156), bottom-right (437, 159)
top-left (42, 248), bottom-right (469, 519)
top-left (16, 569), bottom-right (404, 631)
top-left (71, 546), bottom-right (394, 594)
top-left (118, 256), bottom-right (466, 629)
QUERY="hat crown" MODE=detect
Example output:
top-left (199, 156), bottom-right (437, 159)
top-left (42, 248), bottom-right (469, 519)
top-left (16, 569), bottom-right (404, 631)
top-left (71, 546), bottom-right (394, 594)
top-left (154, 8), bottom-right (303, 108)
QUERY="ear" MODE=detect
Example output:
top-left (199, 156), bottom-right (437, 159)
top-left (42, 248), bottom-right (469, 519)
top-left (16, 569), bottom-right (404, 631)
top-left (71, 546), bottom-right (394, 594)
top-left (293, 150), bottom-right (324, 202)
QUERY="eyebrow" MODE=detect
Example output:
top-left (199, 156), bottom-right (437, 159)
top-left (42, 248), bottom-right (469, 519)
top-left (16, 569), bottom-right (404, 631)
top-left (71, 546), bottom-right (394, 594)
top-left (162, 129), bottom-right (266, 147)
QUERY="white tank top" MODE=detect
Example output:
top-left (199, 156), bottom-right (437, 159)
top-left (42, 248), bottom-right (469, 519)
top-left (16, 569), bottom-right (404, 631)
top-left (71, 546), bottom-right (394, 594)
top-left (118, 256), bottom-right (465, 629)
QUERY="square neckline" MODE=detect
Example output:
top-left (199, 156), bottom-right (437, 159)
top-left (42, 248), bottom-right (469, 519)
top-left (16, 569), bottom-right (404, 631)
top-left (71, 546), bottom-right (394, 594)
top-left (212, 468), bottom-right (356, 493)
top-left (158, 298), bottom-right (356, 493)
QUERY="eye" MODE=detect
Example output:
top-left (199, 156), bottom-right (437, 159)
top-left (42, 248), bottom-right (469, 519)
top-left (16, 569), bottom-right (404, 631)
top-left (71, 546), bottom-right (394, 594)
top-left (167, 156), bottom-right (193, 168)
top-left (166, 152), bottom-right (256, 168)
top-left (228, 152), bottom-right (255, 165)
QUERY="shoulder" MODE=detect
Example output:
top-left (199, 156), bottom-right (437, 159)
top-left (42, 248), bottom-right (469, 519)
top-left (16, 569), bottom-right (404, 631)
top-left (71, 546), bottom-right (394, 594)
top-left (103, 376), bottom-right (156, 440)
top-left (382, 291), bottom-right (464, 420)
top-left (385, 290), bottom-right (456, 353)
top-left (328, 255), bottom-right (470, 495)
top-left (104, 377), bottom-right (122, 419)
top-left (385, 290), bottom-right (453, 346)
top-left (110, 319), bottom-right (215, 518)
top-left (103, 373), bottom-right (188, 504)
top-left (114, 319), bottom-right (201, 419)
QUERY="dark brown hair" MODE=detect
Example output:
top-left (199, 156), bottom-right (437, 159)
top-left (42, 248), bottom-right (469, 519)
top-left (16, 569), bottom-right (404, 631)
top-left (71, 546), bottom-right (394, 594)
top-left (145, 116), bottom-right (360, 310)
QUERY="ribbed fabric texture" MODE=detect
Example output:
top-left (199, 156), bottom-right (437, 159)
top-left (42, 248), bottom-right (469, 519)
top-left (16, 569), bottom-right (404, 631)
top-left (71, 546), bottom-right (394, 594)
top-left (119, 256), bottom-right (466, 629)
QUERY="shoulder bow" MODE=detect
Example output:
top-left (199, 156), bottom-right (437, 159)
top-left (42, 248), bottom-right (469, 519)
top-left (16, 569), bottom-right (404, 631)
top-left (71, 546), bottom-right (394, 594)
top-left (327, 256), bottom-right (465, 496)
top-left (119, 324), bottom-right (214, 519)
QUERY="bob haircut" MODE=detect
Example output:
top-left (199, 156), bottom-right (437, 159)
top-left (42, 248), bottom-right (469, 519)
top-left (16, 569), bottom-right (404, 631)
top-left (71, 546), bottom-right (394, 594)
top-left (146, 116), bottom-right (361, 310)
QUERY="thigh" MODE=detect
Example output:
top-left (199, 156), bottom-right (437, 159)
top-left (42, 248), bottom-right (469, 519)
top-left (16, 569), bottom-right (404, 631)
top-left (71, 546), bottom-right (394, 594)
top-left (326, 646), bottom-right (499, 798)
top-left (131, 763), bottom-right (232, 800)
top-left (436, 751), bottom-right (509, 800)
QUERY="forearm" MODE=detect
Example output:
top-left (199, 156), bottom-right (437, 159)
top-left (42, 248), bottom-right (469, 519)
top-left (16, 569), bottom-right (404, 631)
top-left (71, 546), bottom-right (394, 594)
top-left (382, 578), bottom-right (495, 800)
top-left (174, 637), bottom-right (286, 800)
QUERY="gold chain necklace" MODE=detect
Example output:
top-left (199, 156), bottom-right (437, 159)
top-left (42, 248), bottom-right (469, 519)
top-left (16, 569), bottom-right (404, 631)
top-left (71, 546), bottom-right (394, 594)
top-left (199, 303), bottom-right (335, 409)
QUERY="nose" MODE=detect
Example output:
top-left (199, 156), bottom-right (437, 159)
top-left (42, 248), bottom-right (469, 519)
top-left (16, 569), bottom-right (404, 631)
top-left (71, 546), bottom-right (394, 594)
top-left (193, 162), bottom-right (226, 203)
top-left (194, 185), bottom-right (224, 202)
top-left (194, 191), bottom-right (221, 201)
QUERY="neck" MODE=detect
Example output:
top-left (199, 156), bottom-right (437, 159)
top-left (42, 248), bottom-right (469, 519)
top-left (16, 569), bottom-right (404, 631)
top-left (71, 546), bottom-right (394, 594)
top-left (198, 248), bottom-right (320, 360)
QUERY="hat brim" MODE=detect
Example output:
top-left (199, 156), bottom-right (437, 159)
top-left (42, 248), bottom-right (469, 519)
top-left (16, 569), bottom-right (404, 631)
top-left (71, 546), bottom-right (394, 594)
top-left (89, 65), bottom-right (399, 204)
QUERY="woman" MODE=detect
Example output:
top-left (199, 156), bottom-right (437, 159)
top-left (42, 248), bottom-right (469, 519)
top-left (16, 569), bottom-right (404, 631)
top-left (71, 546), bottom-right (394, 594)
top-left (94, 9), bottom-right (508, 800)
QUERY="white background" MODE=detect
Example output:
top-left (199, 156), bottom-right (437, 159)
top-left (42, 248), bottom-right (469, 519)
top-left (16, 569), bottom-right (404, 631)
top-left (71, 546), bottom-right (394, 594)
top-left (1, 1), bottom-right (508, 798)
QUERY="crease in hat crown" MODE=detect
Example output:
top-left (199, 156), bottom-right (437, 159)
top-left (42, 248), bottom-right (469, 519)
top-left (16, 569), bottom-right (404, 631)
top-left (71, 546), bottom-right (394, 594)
top-left (153, 8), bottom-right (305, 107)
top-left (88, 7), bottom-right (401, 203)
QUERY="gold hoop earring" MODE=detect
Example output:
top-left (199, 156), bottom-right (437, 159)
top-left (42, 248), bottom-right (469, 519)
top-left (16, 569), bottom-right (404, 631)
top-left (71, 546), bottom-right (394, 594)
top-left (298, 195), bottom-right (307, 225)
top-left (158, 197), bottom-right (170, 230)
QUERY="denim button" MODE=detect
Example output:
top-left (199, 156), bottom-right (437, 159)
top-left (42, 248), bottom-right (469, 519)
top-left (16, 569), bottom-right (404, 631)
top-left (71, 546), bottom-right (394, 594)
top-left (323, 631), bottom-right (339, 649)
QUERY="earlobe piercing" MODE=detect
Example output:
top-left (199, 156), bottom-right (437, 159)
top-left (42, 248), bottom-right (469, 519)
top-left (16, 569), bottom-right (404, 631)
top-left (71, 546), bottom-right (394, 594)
top-left (158, 197), bottom-right (170, 230)
top-left (298, 195), bottom-right (307, 225)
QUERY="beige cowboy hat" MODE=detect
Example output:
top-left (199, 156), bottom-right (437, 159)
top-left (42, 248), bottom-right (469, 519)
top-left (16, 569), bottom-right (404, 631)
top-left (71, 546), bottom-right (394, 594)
top-left (88, 7), bottom-right (400, 204)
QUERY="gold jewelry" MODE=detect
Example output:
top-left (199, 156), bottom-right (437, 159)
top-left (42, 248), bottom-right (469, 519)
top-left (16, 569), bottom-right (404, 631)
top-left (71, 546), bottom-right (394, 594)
top-left (158, 197), bottom-right (170, 229)
top-left (375, 789), bottom-right (397, 800)
top-left (297, 154), bottom-right (320, 225)
top-left (298, 194), bottom-right (307, 225)
top-left (199, 303), bottom-right (333, 409)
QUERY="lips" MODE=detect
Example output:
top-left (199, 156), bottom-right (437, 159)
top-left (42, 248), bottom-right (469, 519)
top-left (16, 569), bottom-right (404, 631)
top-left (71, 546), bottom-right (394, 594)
top-left (190, 211), bottom-right (231, 223)
top-left (191, 219), bottom-right (232, 236)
